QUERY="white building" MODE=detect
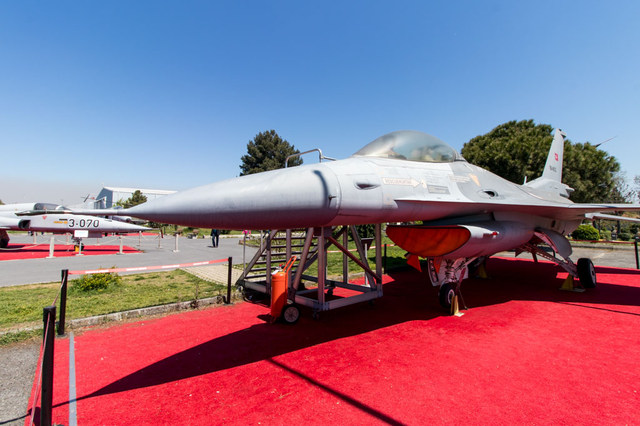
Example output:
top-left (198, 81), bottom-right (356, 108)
top-left (95, 186), bottom-right (177, 208)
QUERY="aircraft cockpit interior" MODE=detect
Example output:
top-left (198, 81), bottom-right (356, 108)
top-left (33, 203), bottom-right (67, 211)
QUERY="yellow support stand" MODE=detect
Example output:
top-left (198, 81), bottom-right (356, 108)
top-left (559, 275), bottom-right (585, 292)
top-left (450, 295), bottom-right (464, 317)
top-left (476, 262), bottom-right (488, 279)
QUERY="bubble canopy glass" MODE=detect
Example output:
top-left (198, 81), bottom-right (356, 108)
top-left (352, 130), bottom-right (461, 163)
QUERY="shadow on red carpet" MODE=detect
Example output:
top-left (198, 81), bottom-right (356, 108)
top-left (39, 256), bottom-right (640, 424)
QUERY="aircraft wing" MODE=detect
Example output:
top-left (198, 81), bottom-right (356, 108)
top-left (16, 208), bottom-right (125, 217)
top-left (396, 198), bottom-right (640, 221)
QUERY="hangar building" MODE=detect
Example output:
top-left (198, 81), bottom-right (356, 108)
top-left (95, 186), bottom-right (177, 208)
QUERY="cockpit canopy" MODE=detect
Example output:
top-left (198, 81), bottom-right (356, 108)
top-left (352, 130), bottom-right (463, 163)
top-left (33, 203), bottom-right (66, 211)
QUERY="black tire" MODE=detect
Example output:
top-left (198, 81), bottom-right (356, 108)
top-left (243, 288), bottom-right (266, 303)
top-left (281, 304), bottom-right (301, 325)
top-left (0, 238), bottom-right (8, 249)
top-left (438, 283), bottom-right (455, 310)
top-left (577, 258), bottom-right (597, 288)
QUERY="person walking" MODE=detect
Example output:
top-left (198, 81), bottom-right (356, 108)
top-left (211, 229), bottom-right (220, 247)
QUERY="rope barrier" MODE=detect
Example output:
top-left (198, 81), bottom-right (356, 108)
top-left (68, 258), bottom-right (229, 276)
top-left (327, 243), bottom-right (396, 254)
top-left (0, 243), bottom-right (49, 251)
top-left (52, 280), bottom-right (65, 308)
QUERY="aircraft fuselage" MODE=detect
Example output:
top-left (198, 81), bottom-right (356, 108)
top-left (126, 156), bottom-right (579, 236)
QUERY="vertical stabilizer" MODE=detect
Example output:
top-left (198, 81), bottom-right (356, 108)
top-left (541, 129), bottom-right (566, 182)
top-left (525, 129), bottom-right (573, 198)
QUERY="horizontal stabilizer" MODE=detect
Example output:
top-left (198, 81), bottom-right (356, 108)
top-left (585, 212), bottom-right (640, 223)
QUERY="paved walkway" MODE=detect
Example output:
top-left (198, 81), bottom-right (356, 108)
top-left (498, 244), bottom-right (640, 270)
top-left (0, 234), bottom-right (258, 287)
top-left (0, 340), bottom-right (40, 426)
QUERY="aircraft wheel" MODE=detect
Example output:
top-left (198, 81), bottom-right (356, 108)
top-left (577, 258), bottom-right (597, 288)
top-left (0, 238), bottom-right (8, 249)
top-left (281, 304), bottom-right (301, 325)
top-left (438, 283), bottom-right (455, 310)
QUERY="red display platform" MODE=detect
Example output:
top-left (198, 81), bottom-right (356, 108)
top-left (29, 257), bottom-right (640, 424)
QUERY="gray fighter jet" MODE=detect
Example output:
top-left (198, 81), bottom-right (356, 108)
top-left (79, 129), bottom-right (640, 308)
top-left (0, 202), bottom-right (149, 248)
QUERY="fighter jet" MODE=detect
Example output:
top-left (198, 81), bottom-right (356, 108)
top-left (0, 202), bottom-right (149, 248)
top-left (76, 129), bottom-right (640, 309)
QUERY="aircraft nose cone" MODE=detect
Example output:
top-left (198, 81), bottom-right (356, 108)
top-left (126, 165), bottom-right (341, 229)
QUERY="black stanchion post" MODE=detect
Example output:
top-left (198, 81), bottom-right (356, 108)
top-left (58, 269), bottom-right (68, 336)
top-left (226, 257), bottom-right (232, 304)
top-left (41, 305), bottom-right (56, 426)
top-left (635, 238), bottom-right (639, 270)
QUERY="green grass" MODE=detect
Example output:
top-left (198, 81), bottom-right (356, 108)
top-left (0, 329), bottom-right (41, 346)
top-left (325, 241), bottom-right (408, 277)
top-left (0, 234), bottom-right (411, 346)
top-left (0, 269), bottom-right (227, 339)
top-left (254, 233), bottom-right (410, 278)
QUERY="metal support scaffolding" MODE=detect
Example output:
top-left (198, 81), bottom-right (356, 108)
top-left (238, 225), bottom-right (384, 318)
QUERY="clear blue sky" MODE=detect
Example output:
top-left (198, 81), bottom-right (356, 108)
top-left (1, 1), bottom-right (639, 204)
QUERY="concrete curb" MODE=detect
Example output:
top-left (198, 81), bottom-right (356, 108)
top-left (68, 293), bottom-right (242, 328)
top-left (0, 292), bottom-right (242, 337)
top-left (571, 242), bottom-right (637, 250)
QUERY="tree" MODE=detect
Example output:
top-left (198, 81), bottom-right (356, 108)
top-left (571, 224), bottom-right (600, 241)
top-left (239, 130), bottom-right (302, 176)
top-left (116, 190), bottom-right (148, 208)
top-left (461, 120), bottom-right (625, 203)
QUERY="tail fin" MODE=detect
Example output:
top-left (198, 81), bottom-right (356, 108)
top-left (525, 129), bottom-right (573, 198)
top-left (540, 128), bottom-right (566, 182)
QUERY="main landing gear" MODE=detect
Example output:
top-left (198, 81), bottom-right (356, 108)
top-left (427, 258), bottom-right (470, 313)
top-left (438, 283), bottom-right (456, 310)
top-left (576, 257), bottom-right (597, 288)
top-left (427, 250), bottom-right (598, 314)
top-left (522, 242), bottom-right (598, 291)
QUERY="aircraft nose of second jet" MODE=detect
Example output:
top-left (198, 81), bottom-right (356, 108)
top-left (126, 165), bottom-right (341, 229)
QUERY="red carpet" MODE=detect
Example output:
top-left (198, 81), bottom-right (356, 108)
top-left (30, 257), bottom-right (640, 424)
top-left (0, 244), bottom-right (140, 261)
